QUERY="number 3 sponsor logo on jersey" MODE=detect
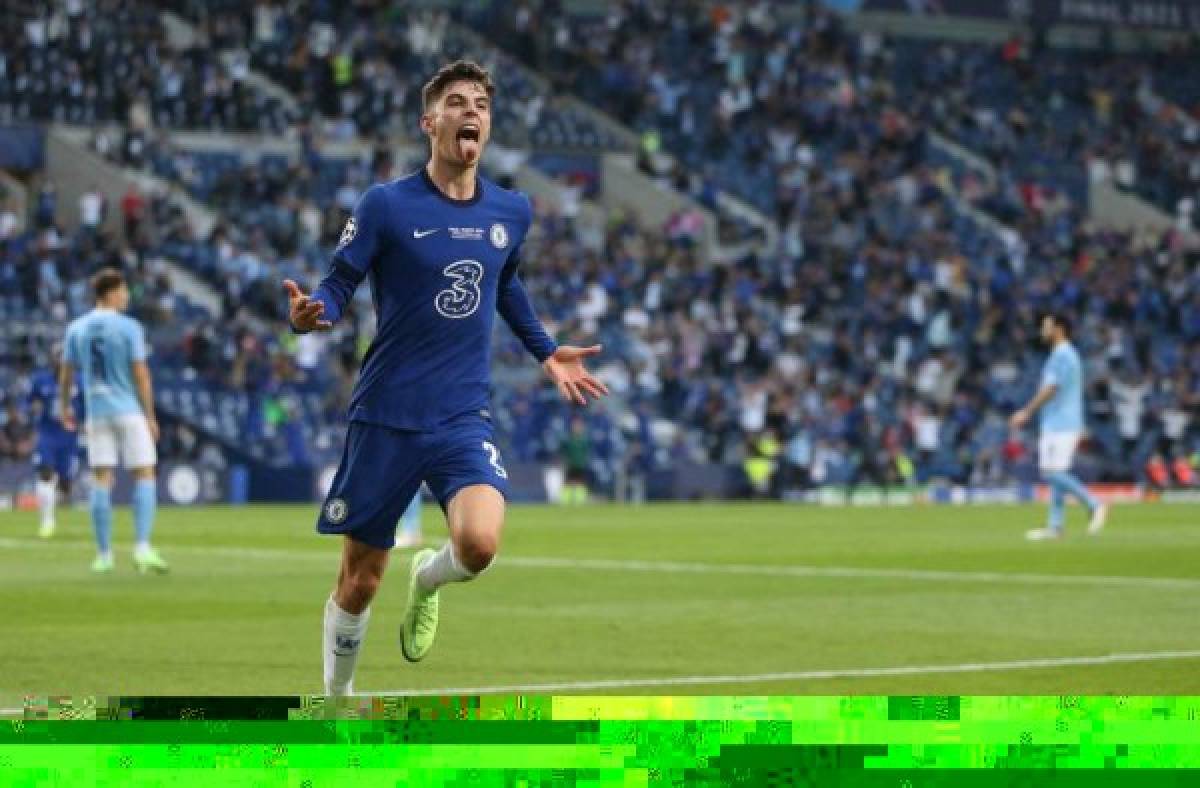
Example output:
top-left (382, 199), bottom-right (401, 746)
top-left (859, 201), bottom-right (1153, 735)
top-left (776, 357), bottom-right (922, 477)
top-left (435, 260), bottom-right (484, 319)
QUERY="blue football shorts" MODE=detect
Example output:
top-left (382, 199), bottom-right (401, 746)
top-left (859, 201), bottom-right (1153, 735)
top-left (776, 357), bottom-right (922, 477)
top-left (316, 411), bottom-right (510, 550)
top-left (32, 426), bottom-right (79, 480)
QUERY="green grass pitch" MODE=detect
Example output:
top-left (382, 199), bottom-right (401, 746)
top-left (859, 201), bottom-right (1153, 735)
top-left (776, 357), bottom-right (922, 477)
top-left (1, 502), bottom-right (1198, 699)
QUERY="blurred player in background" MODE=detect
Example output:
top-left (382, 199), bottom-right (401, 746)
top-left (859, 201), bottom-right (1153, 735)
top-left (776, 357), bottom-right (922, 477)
top-left (395, 493), bottom-right (423, 549)
top-left (62, 268), bottom-right (169, 574)
top-left (1010, 312), bottom-right (1109, 540)
top-left (284, 60), bottom-right (608, 695)
top-left (28, 345), bottom-right (81, 538)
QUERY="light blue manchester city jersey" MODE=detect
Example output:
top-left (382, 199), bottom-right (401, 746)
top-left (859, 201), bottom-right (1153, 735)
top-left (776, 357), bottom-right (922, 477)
top-left (1039, 341), bottom-right (1084, 433)
top-left (63, 309), bottom-right (147, 419)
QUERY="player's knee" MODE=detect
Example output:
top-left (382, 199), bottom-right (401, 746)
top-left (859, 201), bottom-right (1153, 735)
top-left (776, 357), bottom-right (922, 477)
top-left (339, 569), bottom-right (381, 610)
top-left (37, 467), bottom-right (55, 482)
top-left (457, 535), bottom-right (497, 574)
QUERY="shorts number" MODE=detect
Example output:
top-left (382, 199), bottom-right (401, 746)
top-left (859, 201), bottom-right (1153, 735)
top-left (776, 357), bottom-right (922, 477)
top-left (89, 337), bottom-right (110, 384)
top-left (482, 441), bottom-right (508, 479)
top-left (435, 260), bottom-right (484, 319)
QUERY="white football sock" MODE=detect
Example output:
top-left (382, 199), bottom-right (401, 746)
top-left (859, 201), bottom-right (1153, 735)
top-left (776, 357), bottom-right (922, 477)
top-left (36, 479), bottom-right (56, 526)
top-left (323, 595), bottom-right (370, 696)
top-left (416, 541), bottom-right (478, 591)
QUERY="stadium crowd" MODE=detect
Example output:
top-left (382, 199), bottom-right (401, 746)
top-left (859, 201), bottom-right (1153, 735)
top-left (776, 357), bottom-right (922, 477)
top-left (11, 0), bottom-right (1196, 227)
top-left (159, 0), bottom-right (625, 149)
top-left (0, 0), bottom-right (292, 133)
top-left (4, 153), bottom-right (1197, 497)
top-left (465, 0), bottom-right (1200, 230)
top-left (894, 34), bottom-right (1200, 229)
top-left (2, 0), bottom-right (1198, 499)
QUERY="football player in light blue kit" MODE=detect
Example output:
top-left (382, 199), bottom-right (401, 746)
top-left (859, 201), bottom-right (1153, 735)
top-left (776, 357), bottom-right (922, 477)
top-left (395, 494), bottom-right (423, 549)
top-left (1010, 312), bottom-right (1109, 540)
top-left (62, 268), bottom-right (169, 573)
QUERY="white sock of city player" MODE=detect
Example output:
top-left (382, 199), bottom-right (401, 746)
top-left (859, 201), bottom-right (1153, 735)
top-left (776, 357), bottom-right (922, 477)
top-left (323, 595), bottom-right (370, 696)
top-left (36, 479), bottom-right (57, 526)
top-left (416, 540), bottom-right (479, 591)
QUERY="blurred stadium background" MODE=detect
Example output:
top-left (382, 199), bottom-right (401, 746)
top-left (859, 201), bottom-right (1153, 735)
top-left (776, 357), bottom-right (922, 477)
top-left (1, 0), bottom-right (1199, 695)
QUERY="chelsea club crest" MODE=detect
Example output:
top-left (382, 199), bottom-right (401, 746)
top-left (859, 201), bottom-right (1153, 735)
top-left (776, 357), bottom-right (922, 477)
top-left (489, 223), bottom-right (508, 250)
top-left (325, 498), bottom-right (348, 524)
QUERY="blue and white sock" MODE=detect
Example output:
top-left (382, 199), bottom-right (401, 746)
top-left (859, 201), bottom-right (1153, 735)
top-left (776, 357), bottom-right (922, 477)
top-left (90, 486), bottom-right (113, 558)
top-left (1047, 479), bottom-right (1066, 531)
top-left (417, 541), bottom-right (476, 591)
top-left (323, 595), bottom-right (370, 696)
top-left (132, 479), bottom-right (156, 553)
top-left (1047, 471), bottom-right (1099, 517)
top-left (36, 478), bottom-right (57, 526)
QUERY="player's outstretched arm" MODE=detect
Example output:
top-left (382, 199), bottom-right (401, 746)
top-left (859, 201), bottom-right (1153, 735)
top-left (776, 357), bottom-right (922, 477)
top-left (543, 345), bottom-right (610, 407)
top-left (494, 244), bottom-right (608, 405)
top-left (497, 264), bottom-right (607, 405)
top-left (283, 279), bottom-right (333, 333)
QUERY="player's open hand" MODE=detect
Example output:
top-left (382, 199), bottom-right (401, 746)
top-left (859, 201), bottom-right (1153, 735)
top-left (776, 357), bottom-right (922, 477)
top-left (283, 279), bottom-right (332, 332)
top-left (1009, 409), bottom-right (1030, 430)
top-left (543, 345), bottom-right (609, 406)
top-left (61, 413), bottom-right (77, 433)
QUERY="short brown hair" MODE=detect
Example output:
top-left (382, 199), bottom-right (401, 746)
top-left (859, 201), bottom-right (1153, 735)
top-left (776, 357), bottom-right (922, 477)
top-left (421, 60), bottom-right (494, 112)
top-left (1043, 310), bottom-right (1073, 337)
top-left (91, 267), bottom-right (126, 300)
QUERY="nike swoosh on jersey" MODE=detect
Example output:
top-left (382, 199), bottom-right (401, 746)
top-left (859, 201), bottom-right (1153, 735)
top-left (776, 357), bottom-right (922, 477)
top-left (413, 228), bottom-right (440, 238)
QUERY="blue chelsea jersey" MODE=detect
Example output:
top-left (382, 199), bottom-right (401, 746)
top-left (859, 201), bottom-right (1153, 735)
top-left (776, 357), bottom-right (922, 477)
top-left (28, 368), bottom-right (83, 429)
top-left (319, 170), bottom-right (556, 431)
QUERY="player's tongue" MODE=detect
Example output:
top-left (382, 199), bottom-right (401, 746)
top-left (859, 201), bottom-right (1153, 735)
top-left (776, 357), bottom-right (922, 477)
top-left (456, 125), bottom-right (480, 163)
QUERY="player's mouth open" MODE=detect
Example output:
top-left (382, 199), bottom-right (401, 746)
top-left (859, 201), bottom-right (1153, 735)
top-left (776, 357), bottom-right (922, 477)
top-left (456, 125), bottom-right (481, 162)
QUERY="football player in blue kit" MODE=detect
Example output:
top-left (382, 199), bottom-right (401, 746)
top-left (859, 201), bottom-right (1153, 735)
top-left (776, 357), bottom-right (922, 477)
top-left (283, 60), bottom-right (609, 695)
top-left (28, 346), bottom-right (81, 539)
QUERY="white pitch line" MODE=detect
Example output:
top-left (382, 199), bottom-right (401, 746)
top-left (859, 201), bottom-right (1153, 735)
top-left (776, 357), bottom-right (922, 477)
top-left (371, 649), bottom-right (1200, 696)
top-left (501, 555), bottom-right (1200, 590)
top-left (3, 538), bottom-right (1200, 589)
top-left (0, 537), bottom-right (330, 564)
